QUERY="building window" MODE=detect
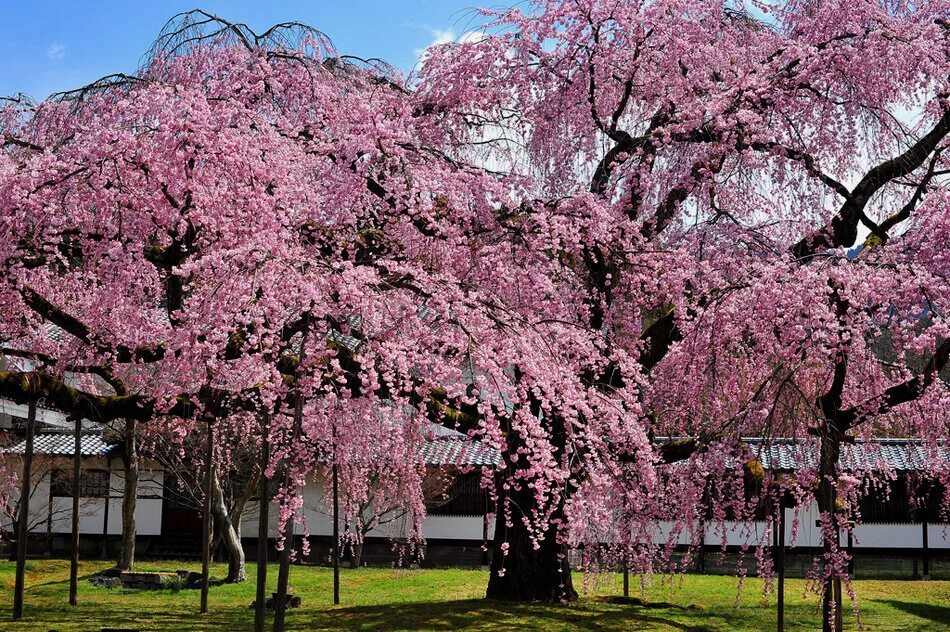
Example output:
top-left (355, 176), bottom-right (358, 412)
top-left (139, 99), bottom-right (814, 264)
top-left (427, 472), bottom-right (488, 516)
top-left (50, 469), bottom-right (110, 498)
top-left (858, 476), bottom-right (944, 523)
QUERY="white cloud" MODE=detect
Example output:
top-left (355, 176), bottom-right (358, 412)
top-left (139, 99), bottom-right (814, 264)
top-left (47, 42), bottom-right (66, 60)
top-left (412, 26), bottom-right (484, 60)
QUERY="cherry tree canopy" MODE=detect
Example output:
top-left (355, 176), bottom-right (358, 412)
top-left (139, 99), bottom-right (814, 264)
top-left (0, 8), bottom-right (656, 599)
top-left (1, 3), bottom-right (949, 625)
top-left (416, 0), bottom-right (950, 613)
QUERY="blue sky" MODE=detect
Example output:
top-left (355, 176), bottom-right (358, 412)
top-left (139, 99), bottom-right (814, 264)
top-left (0, 1), bottom-right (500, 99)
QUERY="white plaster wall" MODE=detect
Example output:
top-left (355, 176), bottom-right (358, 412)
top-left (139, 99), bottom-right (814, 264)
top-left (927, 523), bottom-right (950, 549)
top-left (0, 400), bottom-right (69, 428)
top-left (422, 515), bottom-right (489, 540)
top-left (24, 465), bottom-right (165, 536)
top-left (239, 478), bottom-right (492, 541)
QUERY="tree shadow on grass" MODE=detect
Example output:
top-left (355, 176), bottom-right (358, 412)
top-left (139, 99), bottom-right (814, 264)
top-left (0, 602), bottom-right (244, 632)
top-left (290, 598), bottom-right (713, 631)
top-left (872, 599), bottom-right (950, 627)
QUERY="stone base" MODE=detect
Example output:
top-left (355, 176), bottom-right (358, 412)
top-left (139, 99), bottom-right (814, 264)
top-left (91, 569), bottom-right (201, 590)
top-left (250, 593), bottom-right (302, 610)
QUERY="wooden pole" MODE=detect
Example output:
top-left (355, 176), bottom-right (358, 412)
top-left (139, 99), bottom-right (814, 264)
top-left (101, 456), bottom-right (111, 558)
top-left (833, 523), bottom-right (843, 632)
top-left (777, 505), bottom-right (785, 632)
top-left (922, 520), bottom-right (930, 578)
top-left (13, 400), bottom-right (37, 621)
top-left (274, 315), bottom-right (311, 632)
top-left (255, 413), bottom-right (271, 632)
top-left (332, 462), bottom-right (340, 605)
top-left (69, 416), bottom-right (82, 606)
top-left (481, 489), bottom-right (489, 567)
top-left (273, 483), bottom-right (294, 632)
top-left (847, 529), bottom-right (854, 577)
top-left (200, 420), bottom-right (214, 614)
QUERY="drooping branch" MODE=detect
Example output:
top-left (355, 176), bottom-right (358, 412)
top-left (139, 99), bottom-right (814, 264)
top-left (793, 107), bottom-right (950, 260)
top-left (875, 147), bottom-right (945, 241)
top-left (19, 286), bottom-right (165, 363)
top-left (842, 338), bottom-right (950, 428)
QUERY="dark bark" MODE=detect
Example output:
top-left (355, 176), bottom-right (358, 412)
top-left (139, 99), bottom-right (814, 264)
top-left (0, 369), bottom-right (257, 424)
top-left (792, 107), bottom-right (950, 260)
top-left (485, 479), bottom-right (577, 603)
top-left (816, 427), bottom-right (842, 632)
top-left (351, 540), bottom-right (364, 569)
top-left (485, 382), bottom-right (578, 603)
top-left (274, 315), bottom-right (311, 631)
top-left (117, 419), bottom-right (138, 571)
top-left (273, 483), bottom-right (295, 632)
top-left (12, 400), bottom-right (36, 621)
top-left (332, 462), bottom-right (340, 604)
top-left (255, 414), bottom-right (270, 632)
top-left (200, 421), bottom-right (213, 614)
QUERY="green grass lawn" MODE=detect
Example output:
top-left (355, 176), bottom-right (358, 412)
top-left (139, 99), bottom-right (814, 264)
top-left (1, 559), bottom-right (948, 631)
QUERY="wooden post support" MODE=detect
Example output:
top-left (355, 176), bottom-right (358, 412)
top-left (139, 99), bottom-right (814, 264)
top-left (274, 314), bottom-right (311, 632)
top-left (481, 489), bottom-right (489, 567)
top-left (922, 521), bottom-right (930, 579)
top-left (102, 456), bottom-right (111, 558)
top-left (13, 400), bottom-right (37, 621)
top-left (273, 489), bottom-right (294, 632)
top-left (777, 514), bottom-right (786, 632)
top-left (255, 414), bottom-right (271, 632)
top-left (623, 566), bottom-right (629, 598)
top-left (333, 462), bottom-right (340, 605)
top-left (200, 420), bottom-right (214, 614)
top-left (847, 529), bottom-right (854, 577)
top-left (69, 416), bottom-right (82, 606)
top-left (833, 522), bottom-right (843, 632)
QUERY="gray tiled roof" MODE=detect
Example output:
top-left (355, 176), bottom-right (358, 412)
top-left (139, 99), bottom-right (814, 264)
top-left (744, 438), bottom-right (948, 471)
top-left (5, 425), bottom-right (499, 466)
top-left (419, 437), bottom-right (500, 467)
top-left (4, 433), bottom-right (115, 457)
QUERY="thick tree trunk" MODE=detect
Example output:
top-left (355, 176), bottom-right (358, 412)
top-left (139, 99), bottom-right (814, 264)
top-left (351, 540), bottom-right (364, 569)
top-left (486, 403), bottom-right (577, 603)
top-left (211, 471), bottom-right (247, 582)
top-left (117, 419), bottom-right (137, 572)
top-left (485, 481), bottom-right (577, 602)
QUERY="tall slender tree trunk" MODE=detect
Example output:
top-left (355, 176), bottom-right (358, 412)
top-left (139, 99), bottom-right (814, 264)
top-left (273, 486), bottom-right (295, 632)
top-left (274, 313), bottom-right (311, 632)
top-left (12, 400), bottom-right (36, 621)
top-left (817, 428), bottom-right (843, 632)
top-left (255, 413), bottom-right (271, 632)
top-left (117, 419), bottom-right (138, 571)
top-left (211, 471), bottom-right (246, 582)
top-left (200, 420), bottom-right (213, 614)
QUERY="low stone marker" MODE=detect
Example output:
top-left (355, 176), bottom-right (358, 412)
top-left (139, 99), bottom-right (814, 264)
top-left (118, 571), bottom-right (180, 589)
top-left (250, 592), bottom-right (302, 610)
top-left (91, 568), bottom-right (200, 590)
